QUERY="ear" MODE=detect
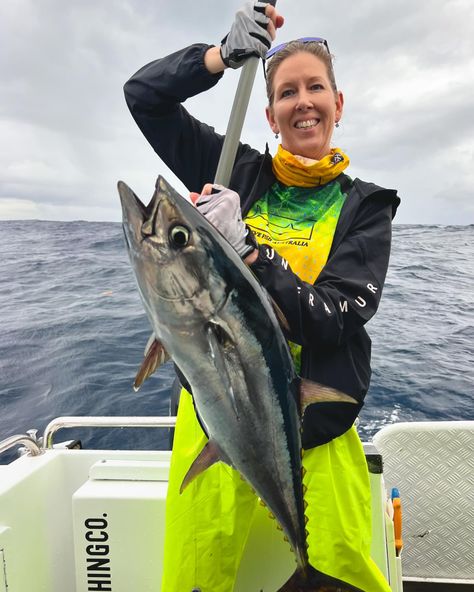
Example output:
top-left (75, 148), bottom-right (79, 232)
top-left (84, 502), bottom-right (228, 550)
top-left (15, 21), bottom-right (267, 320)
top-left (265, 105), bottom-right (278, 134)
top-left (335, 90), bottom-right (344, 123)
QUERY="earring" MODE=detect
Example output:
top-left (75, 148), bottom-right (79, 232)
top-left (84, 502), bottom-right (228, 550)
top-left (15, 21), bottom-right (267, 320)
top-left (274, 132), bottom-right (279, 140)
top-left (335, 121), bottom-right (340, 128)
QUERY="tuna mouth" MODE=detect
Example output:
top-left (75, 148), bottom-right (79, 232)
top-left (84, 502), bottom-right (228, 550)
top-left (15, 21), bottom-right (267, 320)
top-left (294, 119), bottom-right (319, 129)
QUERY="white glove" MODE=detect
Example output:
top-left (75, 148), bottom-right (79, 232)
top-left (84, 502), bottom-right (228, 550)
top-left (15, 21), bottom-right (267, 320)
top-left (196, 185), bottom-right (256, 258)
top-left (220, 1), bottom-right (274, 69)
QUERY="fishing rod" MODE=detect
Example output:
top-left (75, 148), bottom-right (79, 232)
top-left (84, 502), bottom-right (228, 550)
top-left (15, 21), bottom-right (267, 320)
top-left (214, 0), bottom-right (277, 187)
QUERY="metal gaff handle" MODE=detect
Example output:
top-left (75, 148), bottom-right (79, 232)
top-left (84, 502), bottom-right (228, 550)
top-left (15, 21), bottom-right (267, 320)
top-left (213, 0), bottom-right (277, 187)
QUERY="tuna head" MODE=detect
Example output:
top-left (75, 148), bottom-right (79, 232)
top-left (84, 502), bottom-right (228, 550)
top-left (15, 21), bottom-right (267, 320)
top-left (117, 176), bottom-right (235, 335)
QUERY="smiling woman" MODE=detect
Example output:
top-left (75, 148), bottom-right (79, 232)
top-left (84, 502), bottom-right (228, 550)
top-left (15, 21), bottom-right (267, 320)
top-left (123, 1), bottom-right (401, 591)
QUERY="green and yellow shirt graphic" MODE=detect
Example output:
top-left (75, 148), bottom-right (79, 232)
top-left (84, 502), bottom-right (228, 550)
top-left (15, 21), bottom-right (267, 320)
top-left (245, 179), bottom-right (347, 285)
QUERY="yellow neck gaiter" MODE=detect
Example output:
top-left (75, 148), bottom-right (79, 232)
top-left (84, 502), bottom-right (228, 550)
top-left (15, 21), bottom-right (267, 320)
top-left (272, 144), bottom-right (349, 187)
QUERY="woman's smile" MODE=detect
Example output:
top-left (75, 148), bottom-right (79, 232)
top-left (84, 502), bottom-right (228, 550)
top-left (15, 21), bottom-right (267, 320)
top-left (294, 118), bottom-right (319, 129)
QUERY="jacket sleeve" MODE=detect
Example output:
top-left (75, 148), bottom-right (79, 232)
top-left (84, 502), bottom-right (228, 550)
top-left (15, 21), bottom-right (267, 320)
top-left (249, 196), bottom-right (395, 349)
top-left (124, 44), bottom-right (229, 192)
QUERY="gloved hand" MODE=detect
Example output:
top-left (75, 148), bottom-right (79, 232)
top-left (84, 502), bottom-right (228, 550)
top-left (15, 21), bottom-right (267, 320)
top-left (196, 185), bottom-right (257, 259)
top-left (220, 1), bottom-right (274, 69)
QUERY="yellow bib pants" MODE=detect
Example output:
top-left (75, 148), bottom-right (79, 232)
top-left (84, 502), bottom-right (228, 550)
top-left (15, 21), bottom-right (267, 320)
top-left (162, 389), bottom-right (391, 592)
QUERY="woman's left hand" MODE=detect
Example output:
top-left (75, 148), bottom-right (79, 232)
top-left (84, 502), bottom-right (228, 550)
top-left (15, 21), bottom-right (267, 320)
top-left (191, 184), bottom-right (257, 261)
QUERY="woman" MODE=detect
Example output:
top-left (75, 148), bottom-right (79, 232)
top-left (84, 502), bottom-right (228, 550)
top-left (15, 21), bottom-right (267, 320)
top-left (124, 2), bottom-right (400, 591)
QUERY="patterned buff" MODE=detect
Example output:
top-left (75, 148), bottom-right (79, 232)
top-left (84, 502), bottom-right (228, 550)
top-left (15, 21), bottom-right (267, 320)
top-left (271, 144), bottom-right (349, 188)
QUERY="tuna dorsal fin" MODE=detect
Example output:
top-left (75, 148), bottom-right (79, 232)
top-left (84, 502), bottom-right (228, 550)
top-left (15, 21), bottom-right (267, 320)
top-left (299, 379), bottom-right (358, 415)
top-left (133, 333), bottom-right (170, 392)
top-left (180, 441), bottom-right (222, 494)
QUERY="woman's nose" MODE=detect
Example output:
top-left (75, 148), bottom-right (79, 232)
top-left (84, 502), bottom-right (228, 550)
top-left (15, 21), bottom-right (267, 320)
top-left (296, 91), bottom-right (313, 110)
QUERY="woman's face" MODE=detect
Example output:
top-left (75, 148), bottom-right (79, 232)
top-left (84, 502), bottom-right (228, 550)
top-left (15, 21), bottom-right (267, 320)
top-left (266, 51), bottom-right (344, 160)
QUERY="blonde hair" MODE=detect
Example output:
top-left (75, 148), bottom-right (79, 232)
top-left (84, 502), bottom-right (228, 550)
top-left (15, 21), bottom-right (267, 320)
top-left (265, 40), bottom-right (338, 106)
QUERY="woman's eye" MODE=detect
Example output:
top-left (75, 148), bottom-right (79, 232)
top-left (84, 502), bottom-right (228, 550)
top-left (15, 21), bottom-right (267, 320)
top-left (310, 83), bottom-right (324, 91)
top-left (281, 89), bottom-right (294, 98)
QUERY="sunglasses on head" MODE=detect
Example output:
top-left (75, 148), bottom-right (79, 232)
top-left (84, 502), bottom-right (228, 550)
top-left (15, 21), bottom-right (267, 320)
top-left (265, 37), bottom-right (330, 60)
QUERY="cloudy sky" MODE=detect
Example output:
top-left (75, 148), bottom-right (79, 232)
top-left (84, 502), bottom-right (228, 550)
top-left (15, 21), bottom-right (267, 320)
top-left (1, 0), bottom-right (473, 224)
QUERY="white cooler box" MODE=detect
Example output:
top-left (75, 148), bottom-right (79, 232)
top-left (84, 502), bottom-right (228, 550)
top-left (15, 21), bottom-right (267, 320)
top-left (72, 459), bottom-right (168, 592)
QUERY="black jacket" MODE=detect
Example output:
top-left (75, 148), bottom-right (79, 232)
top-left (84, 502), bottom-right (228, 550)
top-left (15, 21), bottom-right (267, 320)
top-left (124, 44), bottom-right (401, 448)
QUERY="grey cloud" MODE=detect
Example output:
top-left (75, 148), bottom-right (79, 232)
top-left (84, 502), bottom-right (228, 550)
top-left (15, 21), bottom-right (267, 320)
top-left (1, 0), bottom-right (473, 223)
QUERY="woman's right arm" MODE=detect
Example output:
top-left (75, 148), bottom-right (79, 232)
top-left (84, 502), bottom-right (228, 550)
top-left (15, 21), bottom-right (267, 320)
top-left (124, 44), bottom-right (228, 193)
top-left (123, 2), bottom-right (282, 193)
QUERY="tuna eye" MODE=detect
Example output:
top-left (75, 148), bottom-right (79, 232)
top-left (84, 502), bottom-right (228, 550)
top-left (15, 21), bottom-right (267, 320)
top-left (169, 224), bottom-right (191, 248)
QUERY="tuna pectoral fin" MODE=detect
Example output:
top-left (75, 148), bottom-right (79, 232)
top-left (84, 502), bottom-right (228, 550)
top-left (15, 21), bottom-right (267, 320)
top-left (299, 379), bottom-right (358, 415)
top-left (133, 333), bottom-right (170, 392)
top-left (278, 565), bottom-right (363, 591)
top-left (180, 440), bottom-right (225, 494)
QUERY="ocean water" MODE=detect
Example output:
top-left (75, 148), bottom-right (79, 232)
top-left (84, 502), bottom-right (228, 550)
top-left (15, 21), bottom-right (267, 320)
top-left (1, 221), bottom-right (473, 463)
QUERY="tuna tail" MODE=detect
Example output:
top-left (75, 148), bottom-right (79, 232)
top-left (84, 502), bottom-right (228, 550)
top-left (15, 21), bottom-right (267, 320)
top-left (277, 565), bottom-right (364, 592)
